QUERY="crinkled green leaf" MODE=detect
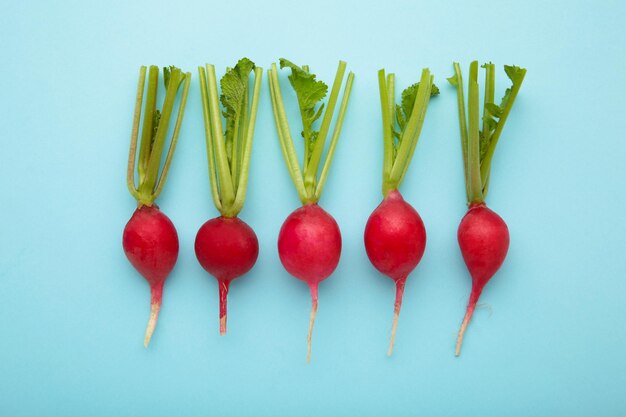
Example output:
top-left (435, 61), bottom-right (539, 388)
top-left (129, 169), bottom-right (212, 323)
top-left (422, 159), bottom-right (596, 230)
top-left (220, 58), bottom-right (255, 121)
top-left (279, 58), bottom-right (328, 156)
top-left (395, 104), bottom-right (406, 131)
top-left (401, 83), bottom-right (419, 121)
top-left (219, 58), bottom-right (256, 159)
top-left (504, 65), bottom-right (526, 84)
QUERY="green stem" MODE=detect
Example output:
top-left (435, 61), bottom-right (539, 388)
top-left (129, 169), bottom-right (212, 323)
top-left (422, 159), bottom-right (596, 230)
top-left (388, 68), bottom-right (432, 188)
top-left (396, 72), bottom-right (434, 187)
top-left (235, 74), bottom-right (250, 191)
top-left (232, 67), bottom-right (263, 216)
top-left (378, 69), bottom-right (394, 196)
top-left (314, 71), bottom-right (354, 200)
top-left (480, 67), bottom-right (527, 192)
top-left (198, 66), bottom-right (223, 213)
top-left (467, 61), bottom-right (484, 204)
top-left (152, 72), bottom-right (191, 201)
top-left (206, 64), bottom-right (236, 210)
top-left (303, 61), bottom-right (347, 197)
top-left (229, 110), bottom-right (240, 187)
top-left (137, 66), bottom-right (159, 185)
top-left (480, 63), bottom-right (495, 197)
top-left (138, 67), bottom-right (183, 204)
top-left (268, 64), bottom-right (307, 203)
top-left (127, 66), bottom-right (146, 201)
top-left (482, 63), bottom-right (495, 139)
top-left (450, 63), bottom-right (470, 202)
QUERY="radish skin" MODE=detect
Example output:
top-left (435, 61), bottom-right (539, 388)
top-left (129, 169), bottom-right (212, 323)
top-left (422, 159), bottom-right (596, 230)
top-left (195, 217), bottom-right (259, 335)
top-left (123, 205), bottom-right (179, 347)
top-left (278, 204), bottom-right (342, 362)
top-left (364, 190), bottom-right (426, 355)
top-left (455, 204), bottom-right (509, 355)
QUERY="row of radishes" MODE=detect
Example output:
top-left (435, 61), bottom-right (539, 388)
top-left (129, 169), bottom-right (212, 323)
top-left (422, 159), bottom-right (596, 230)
top-left (122, 59), bottom-right (526, 361)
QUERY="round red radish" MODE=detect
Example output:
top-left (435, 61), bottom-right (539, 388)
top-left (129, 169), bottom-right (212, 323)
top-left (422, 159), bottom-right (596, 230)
top-left (195, 216), bottom-right (259, 335)
top-left (455, 204), bottom-right (509, 355)
top-left (122, 205), bottom-right (179, 347)
top-left (364, 190), bottom-right (426, 355)
top-left (278, 203), bottom-right (342, 362)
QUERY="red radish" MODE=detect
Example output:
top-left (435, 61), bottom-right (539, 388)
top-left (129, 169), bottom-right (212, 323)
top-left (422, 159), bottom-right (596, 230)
top-left (448, 61), bottom-right (526, 355)
top-left (364, 68), bottom-right (437, 355)
top-left (195, 217), bottom-right (259, 334)
top-left (123, 205), bottom-right (178, 345)
top-left (124, 65), bottom-right (191, 347)
top-left (196, 59), bottom-right (263, 335)
top-left (268, 58), bottom-right (354, 362)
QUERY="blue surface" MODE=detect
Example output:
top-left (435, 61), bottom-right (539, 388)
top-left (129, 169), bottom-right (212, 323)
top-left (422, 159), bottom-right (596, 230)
top-left (1, 0), bottom-right (625, 415)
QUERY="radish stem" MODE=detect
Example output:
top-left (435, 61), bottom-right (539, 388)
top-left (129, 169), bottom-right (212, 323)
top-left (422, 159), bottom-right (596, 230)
top-left (205, 64), bottom-right (235, 210)
top-left (304, 61), bottom-right (347, 197)
top-left (268, 64), bottom-right (308, 203)
top-left (138, 66), bottom-right (159, 185)
top-left (314, 71), bottom-right (355, 200)
top-left (127, 66), bottom-right (146, 200)
top-left (233, 67), bottom-right (263, 213)
top-left (152, 73), bottom-right (191, 200)
top-left (198, 67), bottom-right (223, 213)
top-left (378, 70), bottom-right (394, 196)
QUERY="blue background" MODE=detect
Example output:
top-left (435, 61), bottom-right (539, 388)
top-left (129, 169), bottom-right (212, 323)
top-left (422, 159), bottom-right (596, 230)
top-left (1, 0), bottom-right (625, 415)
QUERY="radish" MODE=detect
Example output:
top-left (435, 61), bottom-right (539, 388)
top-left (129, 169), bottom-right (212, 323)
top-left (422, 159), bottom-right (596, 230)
top-left (364, 68), bottom-right (438, 356)
top-left (268, 59), bottom-right (354, 362)
top-left (196, 58), bottom-right (263, 335)
top-left (448, 61), bottom-right (526, 356)
top-left (123, 65), bottom-right (191, 347)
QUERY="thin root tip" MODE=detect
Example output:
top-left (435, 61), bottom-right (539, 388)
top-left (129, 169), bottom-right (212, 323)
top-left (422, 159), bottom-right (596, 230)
top-left (143, 302), bottom-right (160, 348)
top-left (219, 315), bottom-right (227, 336)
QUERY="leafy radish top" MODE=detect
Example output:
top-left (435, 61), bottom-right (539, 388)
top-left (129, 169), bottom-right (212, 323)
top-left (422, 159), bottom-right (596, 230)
top-left (268, 59), bottom-right (355, 204)
top-left (448, 62), bottom-right (526, 205)
top-left (378, 68), bottom-right (439, 196)
top-left (198, 58), bottom-right (263, 218)
top-left (127, 66), bottom-right (191, 207)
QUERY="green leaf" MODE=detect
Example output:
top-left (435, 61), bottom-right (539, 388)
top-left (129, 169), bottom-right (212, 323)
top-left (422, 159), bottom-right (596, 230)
top-left (164, 66), bottom-right (185, 90)
top-left (219, 58), bottom-right (256, 160)
top-left (279, 58), bottom-right (328, 158)
top-left (401, 83), bottom-right (440, 122)
top-left (220, 58), bottom-right (255, 121)
top-left (164, 67), bottom-right (171, 88)
top-left (504, 65), bottom-right (526, 83)
top-left (401, 83), bottom-right (419, 121)
top-left (447, 75), bottom-right (458, 86)
top-left (395, 104), bottom-right (406, 131)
